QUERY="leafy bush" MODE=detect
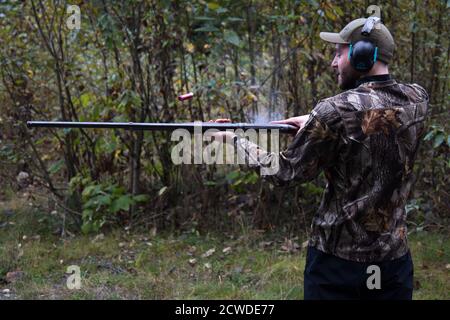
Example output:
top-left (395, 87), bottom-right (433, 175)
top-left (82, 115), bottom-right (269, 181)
top-left (69, 176), bottom-right (148, 234)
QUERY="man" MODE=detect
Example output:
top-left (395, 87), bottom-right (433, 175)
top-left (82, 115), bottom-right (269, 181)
top-left (213, 17), bottom-right (429, 300)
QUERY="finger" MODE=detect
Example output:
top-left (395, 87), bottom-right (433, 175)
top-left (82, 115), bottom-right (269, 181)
top-left (271, 120), bottom-right (299, 127)
top-left (270, 120), bottom-right (288, 124)
top-left (215, 118), bottom-right (231, 123)
top-left (270, 118), bottom-right (296, 124)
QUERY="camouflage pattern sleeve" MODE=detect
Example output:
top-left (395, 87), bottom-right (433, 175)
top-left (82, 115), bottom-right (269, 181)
top-left (234, 101), bottom-right (341, 185)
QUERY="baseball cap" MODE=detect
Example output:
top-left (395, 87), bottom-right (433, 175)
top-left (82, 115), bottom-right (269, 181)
top-left (320, 18), bottom-right (395, 64)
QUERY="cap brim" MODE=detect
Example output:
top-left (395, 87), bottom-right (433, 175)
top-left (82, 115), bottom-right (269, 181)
top-left (319, 32), bottom-right (349, 44)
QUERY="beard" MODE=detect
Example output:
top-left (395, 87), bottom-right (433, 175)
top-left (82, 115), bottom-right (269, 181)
top-left (338, 66), bottom-right (361, 90)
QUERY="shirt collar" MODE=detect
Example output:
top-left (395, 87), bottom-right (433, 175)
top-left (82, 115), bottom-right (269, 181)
top-left (356, 74), bottom-right (392, 87)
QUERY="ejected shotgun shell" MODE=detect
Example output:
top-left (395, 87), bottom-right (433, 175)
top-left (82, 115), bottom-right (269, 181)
top-left (178, 92), bottom-right (194, 101)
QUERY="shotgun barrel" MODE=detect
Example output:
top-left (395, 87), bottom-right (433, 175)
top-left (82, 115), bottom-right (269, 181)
top-left (26, 121), bottom-right (297, 133)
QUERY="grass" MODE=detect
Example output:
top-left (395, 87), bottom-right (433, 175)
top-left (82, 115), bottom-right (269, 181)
top-left (0, 197), bottom-right (448, 300)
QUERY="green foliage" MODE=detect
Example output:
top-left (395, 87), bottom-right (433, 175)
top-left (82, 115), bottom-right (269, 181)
top-left (0, 0), bottom-right (448, 234)
top-left (221, 170), bottom-right (259, 193)
top-left (48, 159), bottom-right (65, 175)
top-left (0, 144), bottom-right (16, 162)
top-left (68, 176), bottom-right (148, 234)
top-left (423, 125), bottom-right (449, 149)
top-left (223, 30), bottom-right (241, 47)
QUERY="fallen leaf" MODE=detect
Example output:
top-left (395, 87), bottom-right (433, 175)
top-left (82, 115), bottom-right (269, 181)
top-left (188, 258), bottom-right (197, 266)
top-left (6, 271), bottom-right (25, 283)
top-left (188, 246), bottom-right (197, 254)
top-left (258, 241), bottom-right (273, 248)
top-left (280, 238), bottom-right (300, 254)
top-left (222, 247), bottom-right (232, 254)
top-left (202, 248), bottom-right (216, 258)
top-left (92, 233), bottom-right (105, 243)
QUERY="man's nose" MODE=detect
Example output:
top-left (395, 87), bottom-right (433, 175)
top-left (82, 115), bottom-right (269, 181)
top-left (331, 56), bottom-right (338, 68)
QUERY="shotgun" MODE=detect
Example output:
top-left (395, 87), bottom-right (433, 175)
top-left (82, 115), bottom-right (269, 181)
top-left (26, 121), bottom-right (297, 133)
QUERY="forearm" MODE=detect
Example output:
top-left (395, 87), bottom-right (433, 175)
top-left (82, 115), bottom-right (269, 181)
top-left (233, 136), bottom-right (312, 186)
top-left (231, 110), bottom-right (338, 185)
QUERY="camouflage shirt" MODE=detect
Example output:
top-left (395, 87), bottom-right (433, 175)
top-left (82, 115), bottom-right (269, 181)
top-left (235, 76), bottom-right (429, 262)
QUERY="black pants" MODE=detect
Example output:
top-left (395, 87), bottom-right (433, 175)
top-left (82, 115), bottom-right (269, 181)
top-left (304, 246), bottom-right (414, 300)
